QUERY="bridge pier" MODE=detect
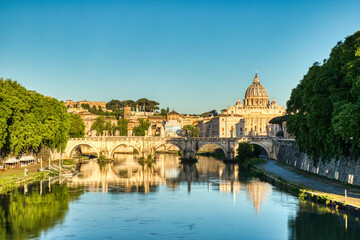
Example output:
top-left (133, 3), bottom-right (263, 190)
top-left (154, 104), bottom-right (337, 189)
top-left (182, 149), bottom-right (196, 160)
top-left (181, 135), bottom-right (197, 160)
top-left (225, 150), bottom-right (235, 160)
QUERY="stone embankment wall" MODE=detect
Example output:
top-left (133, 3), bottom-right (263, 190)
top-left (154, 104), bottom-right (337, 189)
top-left (277, 140), bottom-right (360, 186)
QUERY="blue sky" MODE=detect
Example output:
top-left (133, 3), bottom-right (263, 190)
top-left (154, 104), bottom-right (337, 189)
top-left (0, 0), bottom-right (359, 113)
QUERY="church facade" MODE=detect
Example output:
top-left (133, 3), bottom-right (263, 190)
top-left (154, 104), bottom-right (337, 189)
top-left (199, 73), bottom-right (286, 137)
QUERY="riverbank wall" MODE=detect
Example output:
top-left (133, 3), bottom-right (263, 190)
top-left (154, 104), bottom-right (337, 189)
top-left (277, 140), bottom-right (360, 186)
top-left (254, 166), bottom-right (360, 215)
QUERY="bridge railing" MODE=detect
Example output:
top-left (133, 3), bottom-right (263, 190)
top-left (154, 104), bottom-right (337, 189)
top-left (68, 136), bottom-right (277, 141)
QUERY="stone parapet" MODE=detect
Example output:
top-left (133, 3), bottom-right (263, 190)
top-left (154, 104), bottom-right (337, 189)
top-left (277, 140), bottom-right (360, 186)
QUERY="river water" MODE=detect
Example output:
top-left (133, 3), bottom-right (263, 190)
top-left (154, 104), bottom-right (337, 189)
top-left (1, 154), bottom-right (360, 239)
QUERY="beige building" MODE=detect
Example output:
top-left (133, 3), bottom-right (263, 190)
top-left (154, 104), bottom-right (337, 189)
top-left (202, 115), bottom-right (245, 138)
top-left (200, 73), bottom-right (285, 137)
top-left (66, 100), bottom-right (107, 110)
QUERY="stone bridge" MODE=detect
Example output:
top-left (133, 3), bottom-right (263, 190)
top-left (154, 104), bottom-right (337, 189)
top-left (64, 136), bottom-right (278, 160)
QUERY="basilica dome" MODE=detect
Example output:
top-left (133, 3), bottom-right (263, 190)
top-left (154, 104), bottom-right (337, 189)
top-left (244, 73), bottom-right (268, 98)
top-left (243, 73), bottom-right (270, 109)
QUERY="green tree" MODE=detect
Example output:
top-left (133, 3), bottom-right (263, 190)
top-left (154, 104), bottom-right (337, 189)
top-left (106, 100), bottom-right (122, 119)
top-left (0, 79), bottom-right (70, 157)
top-left (200, 109), bottom-right (218, 117)
top-left (182, 125), bottom-right (200, 137)
top-left (104, 121), bottom-right (115, 136)
top-left (91, 116), bottom-right (106, 136)
top-left (160, 108), bottom-right (167, 116)
top-left (237, 142), bottom-right (254, 161)
top-left (68, 113), bottom-right (85, 138)
top-left (136, 98), bottom-right (149, 113)
top-left (147, 100), bottom-right (160, 112)
top-left (81, 103), bottom-right (90, 110)
top-left (133, 119), bottom-right (150, 136)
top-left (287, 31), bottom-right (360, 160)
top-left (117, 118), bottom-right (129, 136)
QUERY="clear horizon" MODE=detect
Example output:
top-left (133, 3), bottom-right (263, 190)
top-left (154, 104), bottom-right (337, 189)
top-left (1, 0), bottom-right (359, 114)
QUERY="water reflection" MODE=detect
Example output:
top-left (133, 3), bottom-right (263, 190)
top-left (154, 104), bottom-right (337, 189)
top-left (246, 181), bottom-right (271, 214)
top-left (70, 154), bottom-right (244, 195)
top-left (0, 181), bottom-right (83, 239)
top-left (288, 200), bottom-right (360, 240)
top-left (2, 154), bottom-right (360, 239)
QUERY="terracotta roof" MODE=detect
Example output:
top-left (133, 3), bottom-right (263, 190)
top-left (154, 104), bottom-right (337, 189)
top-left (168, 110), bottom-right (180, 115)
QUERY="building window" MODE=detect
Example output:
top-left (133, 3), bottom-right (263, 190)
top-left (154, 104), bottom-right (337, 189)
top-left (240, 127), bottom-right (242, 131)
top-left (222, 128), bottom-right (224, 132)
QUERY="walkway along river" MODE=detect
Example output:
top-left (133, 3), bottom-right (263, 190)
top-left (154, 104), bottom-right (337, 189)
top-left (1, 154), bottom-right (360, 239)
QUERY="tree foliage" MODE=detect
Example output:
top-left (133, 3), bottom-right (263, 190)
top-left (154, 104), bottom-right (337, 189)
top-left (200, 109), bottom-right (218, 117)
top-left (237, 142), bottom-right (254, 161)
top-left (0, 79), bottom-right (70, 157)
top-left (91, 116), bottom-right (106, 136)
top-left (133, 119), bottom-right (150, 136)
top-left (106, 99), bottom-right (159, 118)
top-left (106, 100), bottom-right (122, 119)
top-left (82, 103), bottom-right (114, 117)
top-left (117, 118), bottom-right (129, 136)
top-left (68, 113), bottom-right (85, 138)
top-left (287, 31), bottom-right (360, 160)
top-left (269, 115), bottom-right (289, 124)
top-left (182, 125), bottom-right (200, 137)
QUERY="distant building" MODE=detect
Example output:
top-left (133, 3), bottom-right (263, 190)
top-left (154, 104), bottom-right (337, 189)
top-left (221, 73), bottom-right (286, 137)
top-left (165, 110), bottom-right (181, 136)
top-left (65, 100), bottom-right (107, 110)
top-left (124, 106), bottom-right (132, 119)
top-left (199, 73), bottom-right (286, 137)
top-left (167, 110), bottom-right (181, 122)
top-left (148, 116), bottom-right (166, 136)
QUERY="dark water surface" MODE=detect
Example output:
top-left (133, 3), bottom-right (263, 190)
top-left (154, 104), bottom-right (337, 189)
top-left (1, 154), bottom-right (359, 239)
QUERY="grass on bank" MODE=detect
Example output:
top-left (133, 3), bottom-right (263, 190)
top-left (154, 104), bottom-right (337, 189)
top-left (239, 157), bottom-right (267, 170)
top-left (0, 164), bottom-right (40, 185)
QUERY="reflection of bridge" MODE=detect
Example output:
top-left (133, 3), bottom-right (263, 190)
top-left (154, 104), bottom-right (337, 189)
top-left (64, 136), bottom-right (278, 160)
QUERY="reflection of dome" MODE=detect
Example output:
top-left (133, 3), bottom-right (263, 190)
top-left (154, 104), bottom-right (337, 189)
top-left (244, 73), bottom-right (270, 109)
top-left (246, 180), bottom-right (271, 214)
top-left (244, 73), bottom-right (268, 98)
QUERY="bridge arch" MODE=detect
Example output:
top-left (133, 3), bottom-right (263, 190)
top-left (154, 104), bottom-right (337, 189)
top-left (248, 141), bottom-right (270, 159)
top-left (109, 143), bottom-right (141, 159)
top-left (154, 142), bottom-right (183, 155)
top-left (196, 142), bottom-right (229, 158)
top-left (68, 142), bottom-right (99, 159)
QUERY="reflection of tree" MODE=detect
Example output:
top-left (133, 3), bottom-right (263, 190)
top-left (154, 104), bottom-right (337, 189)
top-left (0, 183), bottom-right (83, 239)
top-left (246, 180), bottom-right (270, 214)
top-left (288, 201), bottom-right (360, 240)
